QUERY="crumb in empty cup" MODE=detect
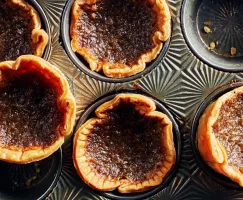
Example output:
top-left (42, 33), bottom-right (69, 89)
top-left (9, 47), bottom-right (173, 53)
top-left (209, 42), bottom-right (216, 50)
top-left (231, 47), bottom-right (236, 56)
top-left (204, 26), bottom-right (212, 33)
top-left (204, 21), bottom-right (213, 26)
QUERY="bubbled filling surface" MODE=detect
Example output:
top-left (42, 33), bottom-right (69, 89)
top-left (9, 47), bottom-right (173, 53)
top-left (213, 93), bottom-right (243, 169)
top-left (0, 70), bottom-right (64, 149)
top-left (86, 101), bottom-right (166, 181)
top-left (75, 0), bottom-right (158, 65)
top-left (0, 1), bottom-right (33, 61)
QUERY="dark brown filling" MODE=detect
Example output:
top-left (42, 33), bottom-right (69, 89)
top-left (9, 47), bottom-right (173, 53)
top-left (86, 101), bottom-right (165, 181)
top-left (76, 0), bottom-right (157, 65)
top-left (213, 94), bottom-right (243, 169)
top-left (0, 70), bottom-right (64, 148)
top-left (0, 1), bottom-right (33, 61)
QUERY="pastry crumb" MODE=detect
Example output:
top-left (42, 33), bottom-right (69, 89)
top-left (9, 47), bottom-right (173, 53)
top-left (231, 47), bottom-right (236, 56)
top-left (204, 26), bottom-right (212, 33)
top-left (209, 42), bottom-right (216, 50)
top-left (204, 21), bottom-right (213, 26)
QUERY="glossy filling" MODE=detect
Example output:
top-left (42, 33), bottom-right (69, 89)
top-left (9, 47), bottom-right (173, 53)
top-left (86, 101), bottom-right (165, 181)
top-left (0, 70), bottom-right (64, 148)
top-left (0, 1), bottom-right (33, 61)
top-left (213, 94), bottom-right (243, 169)
top-left (76, 0), bottom-right (157, 65)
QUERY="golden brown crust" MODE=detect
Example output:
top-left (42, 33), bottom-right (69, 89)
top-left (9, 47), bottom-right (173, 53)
top-left (0, 55), bottom-right (76, 164)
top-left (6, 0), bottom-right (48, 58)
top-left (73, 94), bottom-right (176, 193)
top-left (198, 86), bottom-right (243, 186)
top-left (70, 0), bottom-right (171, 78)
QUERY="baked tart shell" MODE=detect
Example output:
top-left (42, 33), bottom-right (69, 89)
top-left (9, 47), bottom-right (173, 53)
top-left (73, 94), bottom-right (176, 193)
top-left (70, 0), bottom-right (171, 78)
top-left (5, 0), bottom-right (48, 58)
top-left (0, 55), bottom-right (76, 164)
top-left (197, 86), bottom-right (243, 187)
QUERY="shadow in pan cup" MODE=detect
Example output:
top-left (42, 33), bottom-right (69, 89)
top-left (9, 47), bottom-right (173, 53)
top-left (75, 91), bottom-right (181, 200)
top-left (28, 0), bottom-right (52, 60)
top-left (181, 0), bottom-right (243, 72)
top-left (0, 148), bottom-right (62, 200)
top-left (191, 82), bottom-right (243, 190)
top-left (61, 0), bottom-right (171, 83)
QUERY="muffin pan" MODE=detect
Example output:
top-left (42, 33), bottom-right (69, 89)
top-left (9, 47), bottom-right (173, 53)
top-left (1, 0), bottom-right (243, 199)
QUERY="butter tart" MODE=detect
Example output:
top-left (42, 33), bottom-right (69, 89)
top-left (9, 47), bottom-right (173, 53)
top-left (0, 0), bottom-right (48, 61)
top-left (70, 0), bottom-right (171, 78)
top-left (73, 94), bottom-right (176, 193)
top-left (198, 86), bottom-right (243, 186)
top-left (0, 55), bottom-right (76, 164)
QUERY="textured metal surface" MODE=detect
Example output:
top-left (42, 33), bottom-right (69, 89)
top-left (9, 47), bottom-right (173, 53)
top-left (33, 0), bottom-right (243, 199)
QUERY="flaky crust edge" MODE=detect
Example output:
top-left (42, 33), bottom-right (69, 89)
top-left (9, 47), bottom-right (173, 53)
top-left (7, 0), bottom-right (48, 58)
top-left (73, 94), bottom-right (176, 193)
top-left (0, 55), bottom-right (76, 164)
top-left (70, 0), bottom-right (171, 78)
top-left (197, 86), bottom-right (243, 186)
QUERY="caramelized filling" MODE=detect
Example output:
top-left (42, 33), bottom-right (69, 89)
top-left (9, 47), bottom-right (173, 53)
top-left (0, 70), bottom-right (64, 148)
top-left (213, 94), bottom-right (243, 169)
top-left (0, 1), bottom-right (33, 61)
top-left (76, 0), bottom-right (157, 65)
top-left (86, 101), bottom-right (165, 181)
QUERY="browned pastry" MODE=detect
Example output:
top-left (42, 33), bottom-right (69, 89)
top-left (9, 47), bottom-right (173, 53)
top-left (0, 55), bottom-right (76, 164)
top-left (73, 94), bottom-right (176, 193)
top-left (0, 0), bottom-right (48, 61)
top-left (198, 86), bottom-right (243, 186)
top-left (70, 0), bottom-right (171, 78)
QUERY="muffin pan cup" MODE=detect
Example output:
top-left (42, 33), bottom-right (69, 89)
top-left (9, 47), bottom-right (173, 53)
top-left (191, 82), bottom-right (243, 190)
top-left (0, 148), bottom-right (62, 200)
top-left (61, 0), bottom-right (171, 83)
top-left (74, 91), bottom-right (181, 200)
top-left (181, 0), bottom-right (243, 72)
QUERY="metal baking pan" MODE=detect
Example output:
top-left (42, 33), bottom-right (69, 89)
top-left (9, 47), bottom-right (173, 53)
top-left (1, 0), bottom-right (243, 199)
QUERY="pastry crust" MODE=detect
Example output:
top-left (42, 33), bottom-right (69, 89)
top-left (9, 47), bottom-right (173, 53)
top-left (5, 0), bottom-right (48, 58)
top-left (198, 86), bottom-right (243, 186)
top-left (0, 55), bottom-right (76, 164)
top-left (70, 0), bottom-right (171, 78)
top-left (73, 94), bottom-right (176, 193)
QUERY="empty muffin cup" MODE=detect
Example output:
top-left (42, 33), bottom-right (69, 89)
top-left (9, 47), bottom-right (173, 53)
top-left (181, 0), bottom-right (243, 72)
top-left (61, 0), bottom-right (171, 83)
top-left (0, 148), bottom-right (62, 200)
top-left (191, 82), bottom-right (243, 190)
top-left (74, 91), bottom-right (181, 200)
